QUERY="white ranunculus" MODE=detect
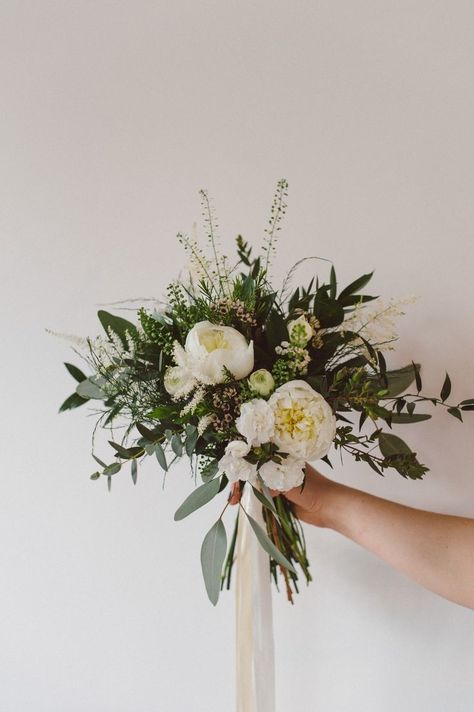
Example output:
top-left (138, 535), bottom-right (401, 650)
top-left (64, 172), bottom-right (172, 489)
top-left (248, 368), bottom-right (275, 397)
top-left (236, 398), bottom-right (275, 447)
top-left (259, 457), bottom-right (305, 490)
top-left (184, 321), bottom-right (254, 384)
top-left (268, 380), bottom-right (336, 461)
top-left (217, 440), bottom-right (258, 484)
top-left (288, 315), bottom-right (313, 346)
top-left (164, 365), bottom-right (196, 398)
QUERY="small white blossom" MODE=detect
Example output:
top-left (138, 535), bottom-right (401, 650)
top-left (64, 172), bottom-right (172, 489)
top-left (259, 457), bottom-right (305, 490)
top-left (236, 399), bottom-right (275, 447)
top-left (217, 440), bottom-right (258, 485)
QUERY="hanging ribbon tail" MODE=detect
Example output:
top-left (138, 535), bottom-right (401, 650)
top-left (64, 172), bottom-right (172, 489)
top-left (235, 485), bottom-right (275, 712)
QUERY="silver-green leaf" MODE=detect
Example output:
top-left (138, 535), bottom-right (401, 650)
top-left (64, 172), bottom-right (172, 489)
top-left (174, 478), bottom-right (221, 521)
top-left (200, 519), bottom-right (227, 606)
top-left (245, 511), bottom-right (296, 573)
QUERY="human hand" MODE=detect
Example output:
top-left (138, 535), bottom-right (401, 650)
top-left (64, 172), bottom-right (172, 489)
top-left (228, 462), bottom-right (336, 528)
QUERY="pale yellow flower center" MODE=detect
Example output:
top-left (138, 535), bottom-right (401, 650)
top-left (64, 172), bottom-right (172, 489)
top-left (274, 402), bottom-right (316, 441)
top-left (200, 330), bottom-right (229, 352)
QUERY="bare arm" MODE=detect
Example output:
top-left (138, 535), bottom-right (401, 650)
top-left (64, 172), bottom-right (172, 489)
top-left (285, 464), bottom-right (474, 609)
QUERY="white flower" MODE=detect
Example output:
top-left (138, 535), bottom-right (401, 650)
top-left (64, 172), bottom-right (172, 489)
top-left (217, 440), bottom-right (258, 484)
top-left (259, 457), bottom-right (305, 490)
top-left (248, 368), bottom-right (275, 397)
top-left (268, 380), bottom-right (336, 461)
top-left (236, 399), bottom-right (275, 447)
top-left (288, 315), bottom-right (313, 347)
top-left (184, 321), bottom-right (254, 384)
top-left (164, 365), bottom-right (196, 398)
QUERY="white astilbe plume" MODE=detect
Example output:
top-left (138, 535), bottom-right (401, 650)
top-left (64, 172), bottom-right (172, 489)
top-left (45, 329), bottom-right (90, 349)
top-left (343, 296), bottom-right (418, 353)
top-left (180, 386), bottom-right (206, 416)
top-left (197, 414), bottom-right (214, 436)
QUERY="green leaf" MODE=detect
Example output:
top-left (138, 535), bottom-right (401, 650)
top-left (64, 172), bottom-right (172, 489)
top-left (97, 310), bottom-right (138, 348)
top-left (171, 434), bottom-right (184, 457)
top-left (155, 442), bottom-right (168, 471)
top-left (201, 459), bottom-right (219, 482)
top-left (461, 404), bottom-right (474, 411)
top-left (252, 482), bottom-right (278, 516)
top-left (108, 441), bottom-right (143, 459)
top-left (131, 459), bottom-right (138, 485)
top-left (412, 361), bottom-right (422, 392)
top-left (185, 425), bottom-right (199, 457)
top-left (338, 272), bottom-right (374, 301)
top-left (90, 472), bottom-right (101, 480)
top-left (76, 378), bottom-right (106, 400)
top-left (378, 432), bottom-right (412, 457)
top-left (313, 294), bottom-right (344, 328)
top-left (244, 511), bottom-right (296, 573)
top-left (174, 478), bottom-right (221, 521)
top-left (459, 398), bottom-right (474, 406)
top-left (103, 462), bottom-right (121, 475)
top-left (147, 405), bottom-right (177, 420)
top-left (59, 392), bottom-right (88, 412)
top-left (390, 413), bottom-right (432, 424)
top-left (64, 362), bottom-right (87, 383)
top-left (265, 310), bottom-right (288, 349)
top-left (329, 265), bottom-right (337, 299)
top-left (440, 373), bottom-right (452, 402)
top-left (200, 520), bottom-right (227, 606)
top-left (92, 454), bottom-right (107, 468)
top-left (447, 407), bottom-right (463, 421)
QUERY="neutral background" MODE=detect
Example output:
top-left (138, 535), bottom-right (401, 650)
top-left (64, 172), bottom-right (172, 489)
top-left (1, 1), bottom-right (473, 710)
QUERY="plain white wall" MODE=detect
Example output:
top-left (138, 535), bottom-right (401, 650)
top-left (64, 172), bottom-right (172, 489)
top-left (1, 1), bottom-right (473, 710)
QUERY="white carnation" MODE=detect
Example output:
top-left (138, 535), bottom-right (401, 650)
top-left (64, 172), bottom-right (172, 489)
top-left (268, 380), bottom-right (336, 461)
top-left (217, 440), bottom-right (258, 485)
top-left (259, 457), bottom-right (305, 491)
top-left (236, 399), bottom-right (275, 447)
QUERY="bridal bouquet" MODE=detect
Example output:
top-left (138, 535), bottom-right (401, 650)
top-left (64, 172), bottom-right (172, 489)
top-left (57, 180), bottom-right (473, 604)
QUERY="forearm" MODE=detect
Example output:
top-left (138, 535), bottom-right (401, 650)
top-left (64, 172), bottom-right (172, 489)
top-left (322, 483), bottom-right (474, 608)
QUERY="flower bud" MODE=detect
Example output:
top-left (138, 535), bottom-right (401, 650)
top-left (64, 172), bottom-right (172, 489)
top-left (288, 315), bottom-right (313, 346)
top-left (248, 369), bottom-right (275, 397)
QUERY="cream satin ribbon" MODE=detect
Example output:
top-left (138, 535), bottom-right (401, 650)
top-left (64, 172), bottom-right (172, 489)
top-left (235, 485), bottom-right (275, 712)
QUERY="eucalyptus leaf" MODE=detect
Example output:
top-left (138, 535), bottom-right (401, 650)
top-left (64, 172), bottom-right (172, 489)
top-left (103, 462), bottom-right (121, 475)
top-left (76, 378), bottom-right (106, 400)
top-left (155, 443), bottom-right (168, 471)
top-left (252, 483), bottom-right (278, 516)
top-left (174, 478), bottom-right (221, 521)
top-left (92, 454), bottom-right (107, 468)
top-left (244, 511), bottom-right (296, 573)
top-left (171, 434), bottom-right (184, 457)
top-left (131, 459), bottom-right (138, 485)
top-left (200, 519), bottom-right (227, 606)
top-left (185, 425), bottom-right (199, 457)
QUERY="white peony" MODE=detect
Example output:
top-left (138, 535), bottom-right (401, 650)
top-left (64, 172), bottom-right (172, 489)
top-left (268, 380), bottom-right (336, 461)
top-left (259, 456), bottom-right (305, 490)
top-left (236, 398), bottom-right (275, 447)
top-left (184, 321), bottom-right (254, 385)
top-left (288, 315), bottom-right (313, 346)
top-left (217, 440), bottom-right (257, 484)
